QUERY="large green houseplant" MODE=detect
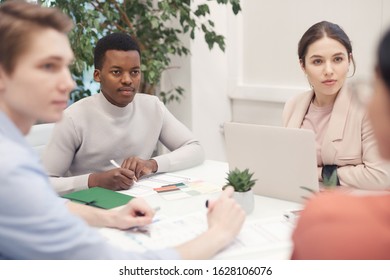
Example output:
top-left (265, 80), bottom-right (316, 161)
top-left (37, 0), bottom-right (241, 103)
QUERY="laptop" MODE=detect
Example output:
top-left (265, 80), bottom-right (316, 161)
top-left (224, 122), bottom-right (319, 203)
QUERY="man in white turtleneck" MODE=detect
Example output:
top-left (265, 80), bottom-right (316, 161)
top-left (42, 33), bottom-right (204, 195)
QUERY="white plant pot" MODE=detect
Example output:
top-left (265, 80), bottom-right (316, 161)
top-left (233, 189), bottom-right (254, 215)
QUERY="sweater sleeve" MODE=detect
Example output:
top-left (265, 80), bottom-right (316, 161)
top-left (42, 114), bottom-right (89, 194)
top-left (152, 103), bottom-right (205, 172)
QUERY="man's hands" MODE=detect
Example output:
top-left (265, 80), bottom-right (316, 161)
top-left (174, 187), bottom-right (245, 259)
top-left (206, 186), bottom-right (246, 246)
top-left (88, 168), bottom-right (136, 190)
top-left (68, 197), bottom-right (156, 230)
top-left (110, 198), bottom-right (156, 230)
top-left (121, 157), bottom-right (158, 179)
top-left (88, 157), bottom-right (157, 191)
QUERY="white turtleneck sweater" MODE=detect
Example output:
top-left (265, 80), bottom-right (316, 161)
top-left (42, 93), bottom-right (204, 194)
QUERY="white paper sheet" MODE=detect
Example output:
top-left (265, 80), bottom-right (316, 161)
top-left (100, 211), bottom-right (294, 259)
top-left (119, 173), bottom-right (220, 199)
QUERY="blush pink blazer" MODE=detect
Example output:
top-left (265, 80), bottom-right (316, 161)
top-left (283, 84), bottom-right (390, 190)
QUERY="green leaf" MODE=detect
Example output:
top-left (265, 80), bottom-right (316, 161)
top-left (151, 17), bottom-right (159, 29)
top-left (224, 168), bottom-right (257, 192)
top-left (230, 0), bottom-right (242, 14)
top-left (194, 4), bottom-right (210, 17)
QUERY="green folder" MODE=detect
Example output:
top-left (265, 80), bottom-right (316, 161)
top-left (61, 187), bottom-right (134, 209)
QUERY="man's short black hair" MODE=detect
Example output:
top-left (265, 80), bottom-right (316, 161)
top-left (94, 32), bottom-right (141, 70)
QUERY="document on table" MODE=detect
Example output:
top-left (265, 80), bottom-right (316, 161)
top-left (100, 211), bottom-right (294, 259)
top-left (119, 173), bottom-right (221, 199)
top-left (119, 173), bottom-right (192, 197)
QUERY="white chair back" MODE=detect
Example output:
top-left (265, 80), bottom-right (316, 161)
top-left (25, 123), bottom-right (55, 157)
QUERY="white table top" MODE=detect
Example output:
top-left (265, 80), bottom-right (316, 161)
top-left (109, 160), bottom-right (303, 259)
top-left (145, 160), bottom-right (301, 219)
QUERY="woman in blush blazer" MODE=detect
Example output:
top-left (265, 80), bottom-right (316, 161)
top-left (291, 28), bottom-right (390, 259)
top-left (283, 21), bottom-right (390, 190)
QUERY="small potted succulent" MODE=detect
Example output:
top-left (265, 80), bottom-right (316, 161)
top-left (223, 168), bottom-right (257, 214)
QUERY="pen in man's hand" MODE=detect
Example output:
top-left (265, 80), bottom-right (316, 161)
top-left (110, 159), bottom-right (121, 168)
top-left (110, 159), bottom-right (137, 181)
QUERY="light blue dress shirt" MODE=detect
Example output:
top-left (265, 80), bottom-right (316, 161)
top-left (0, 112), bottom-right (180, 259)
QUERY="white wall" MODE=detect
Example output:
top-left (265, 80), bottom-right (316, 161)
top-left (163, 0), bottom-right (390, 161)
top-left (190, 1), bottom-right (231, 162)
top-left (163, 0), bottom-right (232, 161)
top-left (163, 32), bottom-right (192, 130)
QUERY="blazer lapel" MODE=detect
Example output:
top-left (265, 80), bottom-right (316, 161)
top-left (289, 90), bottom-right (314, 128)
top-left (322, 84), bottom-right (352, 162)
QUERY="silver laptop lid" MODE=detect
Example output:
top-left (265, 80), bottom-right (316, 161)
top-left (224, 122), bottom-right (319, 203)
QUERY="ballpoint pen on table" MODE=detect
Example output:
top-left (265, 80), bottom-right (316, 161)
top-left (283, 209), bottom-right (302, 224)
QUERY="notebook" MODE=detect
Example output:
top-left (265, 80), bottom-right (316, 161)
top-left (61, 187), bottom-right (134, 209)
top-left (224, 122), bottom-right (319, 203)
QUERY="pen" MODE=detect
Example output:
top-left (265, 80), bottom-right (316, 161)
top-left (283, 213), bottom-right (295, 220)
top-left (110, 159), bottom-right (137, 182)
top-left (110, 159), bottom-right (121, 168)
top-left (283, 210), bottom-right (302, 223)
